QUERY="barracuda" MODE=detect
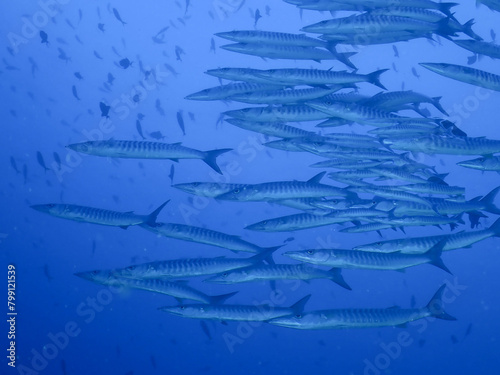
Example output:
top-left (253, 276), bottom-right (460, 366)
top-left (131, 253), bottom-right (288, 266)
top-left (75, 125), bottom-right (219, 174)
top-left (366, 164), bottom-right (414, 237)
top-left (141, 222), bottom-right (282, 255)
top-left (227, 86), bottom-right (342, 105)
top-left (75, 270), bottom-right (237, 304)
top-left (223, 105), bottom-right (330, 123)
top-left (353, 217), bottom-right (500, 253)
top-left (185, 82), bottom-right (284, 100)
top-left (66, 140), bottom-right (232, 174)
top-left (204, 263), bottom-right (351, 289)
top-left (158, 294), bottom-right (311, 322)
top-left (420, 63), bottom-right (500, 92)
top-left (395, 183), bottom-right (465, 196)
top-left (111, 249), bottom-right (276, 279)
top-left (172, 182), bottom-right (247, 197)
top-left (285, 240), bottom-right (449, 272)
top-left (268, 284), bottom-right (455, 330)
top-left (204, 67), bottom-right (272, 84)
top-left (225, 119), bottom-right (316, 138)
top-left (361, 90), bottom-right (448, 115)
top-left (383, 135), bottom-right (500, 155)
top-left (253, 68), bottom-right (388, 89)
top-left (453, 39), bottom-right (500, 61)
top-left (31, 201), bottom-right (169, 229)
top-left (220, 43), bottom-right (355, 64)
top-left (216, 172), bottom-right (352, 201)
top-left (457, 156), bottom-right (500, 172)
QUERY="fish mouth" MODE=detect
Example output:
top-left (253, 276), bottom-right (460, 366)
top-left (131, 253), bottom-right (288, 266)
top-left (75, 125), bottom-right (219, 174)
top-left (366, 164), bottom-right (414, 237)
top-left (157, 306), bottom-right (182, 316)
top-left (30, 204), bottom-right (47, 212)
top-left (202, 276), bottom-right (227, 284)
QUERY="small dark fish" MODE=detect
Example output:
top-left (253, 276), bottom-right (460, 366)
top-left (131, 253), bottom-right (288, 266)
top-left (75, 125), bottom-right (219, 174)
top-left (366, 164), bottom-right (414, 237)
top-left (254, 9), bottom-right (262, 27)
top-left (176, 110), bottom-right (186, 135)
top-left (36, 152), bottom-right (50, 172)
top-left (98, 23), bottom-right (105, 32)
top-left (136, 120), bottom-right (145, 139)
top-left (491, 29), bottom-right (496, 41)
top-left (150, 355), bottom-right (157, 369)
top-left (111, 46), bottom-right (121, 57)
top-left (7, 46), bottom-right (14, 56)
top-left (65, 18), bottom-right (75, 30)
top-left (465, 323), bottom-right (472, 337)
top-left (175, 45), bottom-right (185, 61)
top-left (149, 131), bottom-right (165, 140)
top-left (119, 58), bottom-right (132, 69)
top-left (169, 165), bottom-right (175, 184)
top-left (265, 5), bottom-right (270, 16)
top-left (132, 94), bottom-right (141, 103)
top-left (185, 0), bottom-right (190, 14)
top-left (100, 102), bottom-right (110, 117)
top-left (94, 50), bottom-right (103, 59)
top-left (411, 67), bottom-right (420, 78)
top-left (107, 73), bottom-right (115, 85)
top-left (113, 8), bottom-right (126, 25)
top-left (53, 152), bottom-right (61, 170)
top-left (137, 113), bottom-right (145, 120)
top-left (10, 157), bottom-right (19, 174)
top-left (188, 112), bottom-right (195, 122)
top-left (61, 359), bottom-right (67, 375)
top-left (74, 72), bottom-right (83, 80)
top-left (75, 35), bottom-right (84, 45)
top-left (200, 321), bottom-right (212, 340)
top-left (44, 264), bottom-right (53, 282)
top-left (40, 30), bottom-right (49, 45)
top-left (284, 237), bottom-right (294, 243)
top-left (78, 9), bottom-right (83, 23)
top-left (152, 26), bottom-right (169, 44)
top-left (57, 48), bottom-right (71, 62)
top-left (393, 45), bottom-right (399, 58)
top-left (28, 57), bottom-right (38, 76)
top-left (210, 38), bottom-right (216, 53)
top-left (155, 99), bottom-right (165, 116)
top-left (23, 164), bottom-right (28, 184)
top-left (72, 85), bottom-right (80, 100)
top-left (450, 335), bottom-right (458, 344)
top-left (164, 63), bottom-right (178, 76)
top-left (392, 62), bottom-right (398, 72)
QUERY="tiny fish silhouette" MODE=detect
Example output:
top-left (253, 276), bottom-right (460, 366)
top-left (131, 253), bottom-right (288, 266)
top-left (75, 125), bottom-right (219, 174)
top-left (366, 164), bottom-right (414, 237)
top-left (119, 58), bottom-right (132, 69)
top-left (113, 8), bottom-right (126, 25)
top-left (136, 120), bottom-right (146, 139)
top-left (72, 85), bottom-right (80, 100)
top-left (40, 30), bottom-right (49, 45)
top-left (36, 152), bottom-right (50, 172)
top-left (176, 110), bottom-right (186, 135)
top-left (100, 102), bottom-right (110, 117)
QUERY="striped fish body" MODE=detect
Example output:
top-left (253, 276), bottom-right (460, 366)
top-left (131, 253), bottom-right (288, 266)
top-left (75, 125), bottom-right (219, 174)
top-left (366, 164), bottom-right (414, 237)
top-left (113, 256), bottom-right (262, 279)
top-left (331, 0), bottom-right (456, 14)
top-left (31, 203), bottom-right (153, 228)
top-left (221, 43), bottom-right (341, 62)
top-left (270, 307), bottom-right (430, 329)
top-left (395, 183), bottom-right (465, 196)
top-left (362, 90), bottom-right (448, 115)
top-left (225, 119), bottom-right (316, 138)
top-left (368, 166), bottom-right (428, 184)
top-left (160, 303), bottom-right (297, 322)
top-left (217, 181), bottom-right (350, 201)
top-left (205, 68), bottom-right (272, 84)
top-left (68, 140), bottom-right (205, 159)
top-left (340, 223), bottom-right (395, 233)
top-left (453, 40), bottom-right (500, 60)
top-left (215, 30), bottom-right (329, 48)
top-left (321, 30), bottom-right (432, 45)
top-left (228, 87), bottom-right (341, 105)
top-left (373, 215), bottom-right (462, 228)
top-left (185, 82), bottom-right (284, 100)
top-left (358, 186), bottom-right (433, 207)
top-left (173, 182), bottom-right (246, 197)
top-left (141, 222), bottom-right (270, 253)
top-left (206, 263), bottom-right (336, 283)
top-left (224, 105), bottom-right (330, 122)
top-left (311, 159), bottom-right (383, 169)
top-left (477, 0), bottom-right (500, 12)
top-left (385, 135), bottom-right (500, 155)
top-left (420, 63), bottom-right (500, 92)
top-left (368, 124), bottom-right (442, 137)
top-left (285, 248), bottom-right (437, 270)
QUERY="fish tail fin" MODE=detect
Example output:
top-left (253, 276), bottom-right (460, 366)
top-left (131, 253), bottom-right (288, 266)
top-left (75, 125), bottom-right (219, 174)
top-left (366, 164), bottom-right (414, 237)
top-left (425, 284), bottom-right (457, 321)
top-left (329, 268), bottom-right (351, 290)
top-left (324, 42), bottom-right (357, 70)
top-left (367, 69), bottom-right (388, 90)
top-left (479, 186), bottom-right (500, 214)
top-left (251, 246), bottom-right (282, 265)
top-left (203, 148), bottom-right (232, 174)
top-left (425, 239), bottom-right (452, 274)
top-left (145, 200), bottom-right (170, 226)
top-left (209, 291), bottom-right (238, 305)
top-left (489, 217), bottom-right (500, 237)
top-left (431, 96), bottom-right (449, 116)
top-left (462, 19), bottom-right (482, 41)
top-left (289, 294), bottom-right (311, 315)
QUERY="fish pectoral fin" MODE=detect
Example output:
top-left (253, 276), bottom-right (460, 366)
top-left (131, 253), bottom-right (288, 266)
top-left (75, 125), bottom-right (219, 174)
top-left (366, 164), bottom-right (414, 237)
top-left (119, 225), bottom-right (129, 229)
top-left (395, 323), bottom-right (408, 328)
top-left (169, 159), bottom-right (180, 162)
top-left (220, 320), bottom-right (228, 326)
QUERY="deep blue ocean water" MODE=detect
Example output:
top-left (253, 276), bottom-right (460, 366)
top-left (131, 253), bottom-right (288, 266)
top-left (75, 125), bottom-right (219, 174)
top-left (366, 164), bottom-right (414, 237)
top-left (2, 1), bottom-right (500, 374)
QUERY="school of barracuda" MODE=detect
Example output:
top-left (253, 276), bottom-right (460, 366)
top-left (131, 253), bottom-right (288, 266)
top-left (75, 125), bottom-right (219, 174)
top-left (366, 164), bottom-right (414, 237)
top-left (33, 0), bottom-right (500, 330)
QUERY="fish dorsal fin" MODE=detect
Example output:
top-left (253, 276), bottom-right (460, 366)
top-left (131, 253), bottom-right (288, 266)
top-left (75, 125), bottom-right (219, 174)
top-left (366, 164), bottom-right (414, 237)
top-left (307, 172), bottom-right (326, 184)
top-left (290, 294), bottom-right (311, 315)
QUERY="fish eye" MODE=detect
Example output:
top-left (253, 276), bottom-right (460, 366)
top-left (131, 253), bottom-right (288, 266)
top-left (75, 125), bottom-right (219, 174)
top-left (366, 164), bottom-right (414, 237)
top-left (91, 270), bottom-right (99, 275)
top-left (192, 182), bottom-right (200, 187)
top-left (126, 266), bottom-right (136, 271)
top-left (242, 108), bottom-right (251, 113)
top-left (295, 314), bottom-right (302, 318)
top-left (376, 242), bottom-right (382, 246)
top-left (233, 189), bottom-right (240, 194)
top-left (180, 306), bottom-right (185, 310)
top-left (47, 203), bottom-right (56, 208)
top-left (222, 273), bottom-right (228, 277)
top-left (307, 250), bottom-right (314, 255)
